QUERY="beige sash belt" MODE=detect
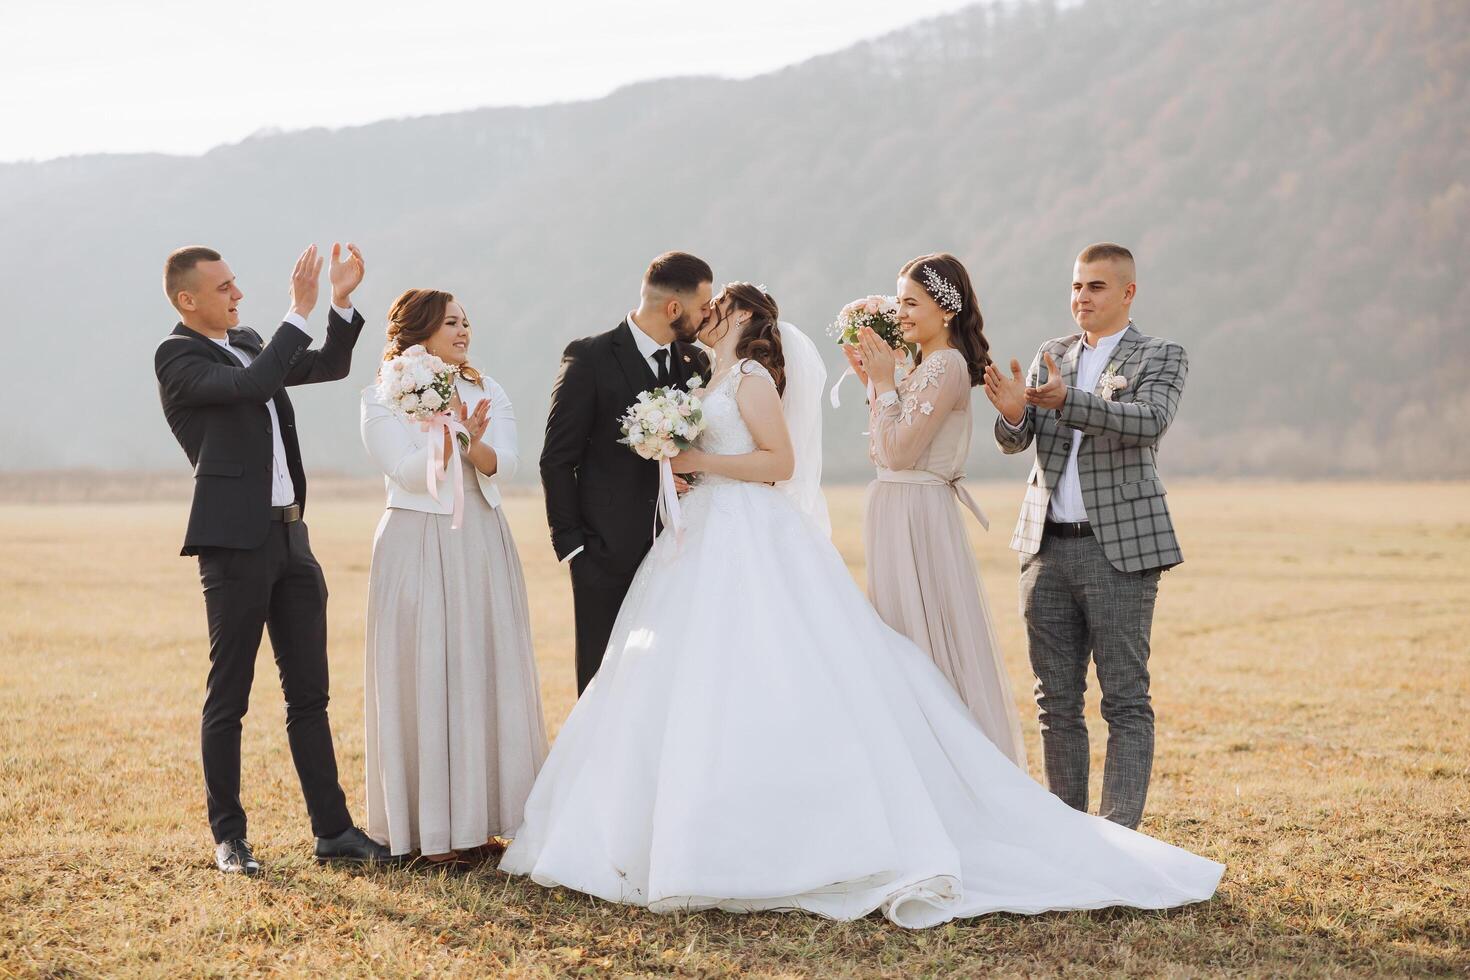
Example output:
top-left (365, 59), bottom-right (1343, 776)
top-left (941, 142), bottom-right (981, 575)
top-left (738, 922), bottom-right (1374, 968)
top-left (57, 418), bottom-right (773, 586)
top-left (875, 468), bottom-right (989, 530)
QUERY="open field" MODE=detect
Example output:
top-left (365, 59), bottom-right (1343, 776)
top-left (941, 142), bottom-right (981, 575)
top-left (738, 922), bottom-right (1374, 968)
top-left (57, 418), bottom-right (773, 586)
top-left (2, 482), bottom-right (1468, 977)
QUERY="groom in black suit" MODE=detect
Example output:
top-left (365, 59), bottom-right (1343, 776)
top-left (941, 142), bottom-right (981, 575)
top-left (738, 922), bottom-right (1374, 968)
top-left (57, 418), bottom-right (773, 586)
top-left (541, 252), bottom-right (714, 693)
top-left (155, 243), bottom-right (391, 875)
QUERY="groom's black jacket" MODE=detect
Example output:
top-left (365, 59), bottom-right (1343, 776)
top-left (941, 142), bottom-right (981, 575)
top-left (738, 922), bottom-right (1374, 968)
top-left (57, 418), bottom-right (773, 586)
top-left (541, 320), bottom-right (710, 575)
top-left (154, 309), bottom-right (364, 555)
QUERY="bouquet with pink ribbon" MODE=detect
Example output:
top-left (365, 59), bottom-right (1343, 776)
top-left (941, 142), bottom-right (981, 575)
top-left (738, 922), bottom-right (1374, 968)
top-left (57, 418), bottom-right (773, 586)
top-left (618, 380), bottom-right (706, 546)
top-left (827, 294), bottom-right (913, 407)
top-left (377, 345), bottom-right (470, 529)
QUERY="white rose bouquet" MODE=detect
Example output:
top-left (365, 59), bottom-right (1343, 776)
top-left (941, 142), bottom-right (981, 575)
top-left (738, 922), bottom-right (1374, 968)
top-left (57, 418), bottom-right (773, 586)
top-left (376, 344), bottom-right (470, 528)
top-left (619, 379), bottom-right (706, 546)
top-left (377, 344), bottom-right (459, 425)
top-left (618, 379), bottom-right (706, 461)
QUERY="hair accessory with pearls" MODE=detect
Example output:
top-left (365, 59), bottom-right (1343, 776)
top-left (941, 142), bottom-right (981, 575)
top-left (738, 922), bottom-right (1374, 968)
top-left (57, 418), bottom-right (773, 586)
top-left (920, 266), bottom-right (963, 313)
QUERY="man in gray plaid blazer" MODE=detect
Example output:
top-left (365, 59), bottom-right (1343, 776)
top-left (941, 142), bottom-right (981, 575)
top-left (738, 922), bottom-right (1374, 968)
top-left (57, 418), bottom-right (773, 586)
top-left (984, 243), bottom-right (1188, 830)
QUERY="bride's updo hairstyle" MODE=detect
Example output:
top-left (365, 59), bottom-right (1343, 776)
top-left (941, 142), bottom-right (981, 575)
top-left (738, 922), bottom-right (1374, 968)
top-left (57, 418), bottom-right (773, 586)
top-left (898, 253), bottom-right (990, 388)
top-left (382, 287), bottom-right (484, 386)
top-left (718, 281), bottom-right (786, 396)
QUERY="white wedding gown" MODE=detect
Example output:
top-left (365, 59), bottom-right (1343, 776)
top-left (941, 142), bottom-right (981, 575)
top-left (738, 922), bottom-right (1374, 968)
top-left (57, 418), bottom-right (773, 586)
top-left (500, 360), bottom-right (1223, 928)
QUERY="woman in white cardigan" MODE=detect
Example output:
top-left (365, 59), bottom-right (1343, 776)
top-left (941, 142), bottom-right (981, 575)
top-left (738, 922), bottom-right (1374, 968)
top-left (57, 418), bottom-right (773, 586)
top-left (360, 288), bottom-right (547, 864)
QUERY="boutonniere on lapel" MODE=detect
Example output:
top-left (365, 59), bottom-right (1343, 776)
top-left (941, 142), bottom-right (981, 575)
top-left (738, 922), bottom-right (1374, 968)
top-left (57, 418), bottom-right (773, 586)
top-left (1097, 360), bottom-right (1129, 401)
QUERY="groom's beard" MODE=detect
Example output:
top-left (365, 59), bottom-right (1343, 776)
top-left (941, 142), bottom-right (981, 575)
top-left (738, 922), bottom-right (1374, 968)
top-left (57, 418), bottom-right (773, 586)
top-left (670, 310), bottom-right (702, 344)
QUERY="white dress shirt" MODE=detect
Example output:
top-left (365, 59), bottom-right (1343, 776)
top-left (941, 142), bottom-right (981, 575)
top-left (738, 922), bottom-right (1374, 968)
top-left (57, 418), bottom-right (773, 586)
top-left (560, 312), bottom-right (675, 566)
top-left (209, 305), bottom-right (352, 507)
top-left (1047, 327), bottom-right (1127, 523)
top-left (628, 310), bottom-right (674, 379)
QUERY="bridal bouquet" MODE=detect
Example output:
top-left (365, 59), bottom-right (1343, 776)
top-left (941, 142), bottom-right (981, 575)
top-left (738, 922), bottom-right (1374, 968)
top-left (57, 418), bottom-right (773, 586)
top-left (377, 344), bottom-right (469, 528)
top-left (377, 345), bottom-right (460, 424)
top-left (620, 380), bottom-right (706, 547)
top-left (618, 380), bottom-right (706, 461)
top-left (828, 294), bottom-right (910, 354)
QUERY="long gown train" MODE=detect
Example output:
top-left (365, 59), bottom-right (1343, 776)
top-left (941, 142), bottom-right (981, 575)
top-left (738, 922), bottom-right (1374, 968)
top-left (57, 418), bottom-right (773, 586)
top-left (500, 361), bottom-right (1221, 927)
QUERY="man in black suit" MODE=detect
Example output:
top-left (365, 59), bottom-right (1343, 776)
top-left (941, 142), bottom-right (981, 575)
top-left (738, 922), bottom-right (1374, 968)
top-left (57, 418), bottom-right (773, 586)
top-left (155, 243), bottom-right (391, 875)
top-left (541, 252), bottom-right (714, 693)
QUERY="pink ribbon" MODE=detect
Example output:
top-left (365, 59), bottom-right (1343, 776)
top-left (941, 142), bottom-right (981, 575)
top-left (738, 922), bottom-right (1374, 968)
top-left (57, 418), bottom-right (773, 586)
top-left (654, 456), bottom-right (685, 549)
top-left (420, 412), bottom-right (469, 530)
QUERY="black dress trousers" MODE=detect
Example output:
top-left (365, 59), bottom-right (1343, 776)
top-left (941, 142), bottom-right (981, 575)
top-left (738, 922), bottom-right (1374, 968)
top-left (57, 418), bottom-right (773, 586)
top-left (196, 519), bottom-right (351, 843)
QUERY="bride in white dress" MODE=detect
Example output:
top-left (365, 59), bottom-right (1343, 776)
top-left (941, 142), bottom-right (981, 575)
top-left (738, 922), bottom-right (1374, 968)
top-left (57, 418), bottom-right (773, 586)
top-left (500, 283), bottom-right (1222, 928)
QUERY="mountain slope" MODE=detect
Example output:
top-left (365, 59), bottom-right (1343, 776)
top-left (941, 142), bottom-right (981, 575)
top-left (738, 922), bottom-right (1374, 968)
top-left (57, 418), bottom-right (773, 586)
top-left (1, 0), bottom-right (1465, 479)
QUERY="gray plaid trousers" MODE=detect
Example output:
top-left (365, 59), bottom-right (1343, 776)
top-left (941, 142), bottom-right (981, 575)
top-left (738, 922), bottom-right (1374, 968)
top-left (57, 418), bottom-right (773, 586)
top-left (996, 323), bottom-right (1188, 828)
top-left (1020, 534), bottom-right (1160, 829)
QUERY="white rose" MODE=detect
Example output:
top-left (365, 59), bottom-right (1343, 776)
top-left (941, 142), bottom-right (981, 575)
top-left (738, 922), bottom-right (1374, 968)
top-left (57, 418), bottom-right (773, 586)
top-left (401, 393), bottom-right (420, 413)
top-left (421, 389), bottom-right (443, 411)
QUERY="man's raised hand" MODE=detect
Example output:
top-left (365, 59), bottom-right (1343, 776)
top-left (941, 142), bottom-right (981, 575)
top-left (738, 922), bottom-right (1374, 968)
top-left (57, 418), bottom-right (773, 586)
top-left (289, 245), bottom-right (323, 319)
top-left (1025, 352), bottom-right (1067, 412)
top-left (330, 242), bottom-right (365, 308)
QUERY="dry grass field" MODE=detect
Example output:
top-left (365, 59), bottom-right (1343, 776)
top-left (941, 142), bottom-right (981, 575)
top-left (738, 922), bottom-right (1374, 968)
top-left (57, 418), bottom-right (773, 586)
top-left (2, 482), bottom-right (1467, 978)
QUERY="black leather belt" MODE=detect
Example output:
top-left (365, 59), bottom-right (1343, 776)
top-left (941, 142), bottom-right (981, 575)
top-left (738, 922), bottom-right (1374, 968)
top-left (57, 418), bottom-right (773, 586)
top-left (270, 503), bottom-right (302, 523)
top-left (1044, 519), bottom-right (1092, 538)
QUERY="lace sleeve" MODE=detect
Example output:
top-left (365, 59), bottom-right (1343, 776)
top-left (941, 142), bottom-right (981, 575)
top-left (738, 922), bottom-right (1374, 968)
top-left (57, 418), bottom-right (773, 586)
top-left (869, 351), bottom-right (968, 471)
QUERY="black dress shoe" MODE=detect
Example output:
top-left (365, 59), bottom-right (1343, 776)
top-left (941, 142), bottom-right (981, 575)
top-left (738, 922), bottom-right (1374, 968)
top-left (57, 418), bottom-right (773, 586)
top-left (314, 826), bottom-right (396, 865)
top-left (215, 839), bottom-right (261, 876)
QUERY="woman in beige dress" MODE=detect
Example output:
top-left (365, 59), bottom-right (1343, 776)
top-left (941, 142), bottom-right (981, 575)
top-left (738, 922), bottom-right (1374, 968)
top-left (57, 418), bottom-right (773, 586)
top-left (359, 288), bottom-right (548, 862)
top-left (846, 253), bottom-right (1026, 768)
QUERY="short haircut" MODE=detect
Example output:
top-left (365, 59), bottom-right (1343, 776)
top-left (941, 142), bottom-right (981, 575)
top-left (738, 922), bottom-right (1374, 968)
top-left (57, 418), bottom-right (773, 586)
top-left (644, 251), bottom-right (713, 295)
top-left (1077, 242), bottom-right (1136, 283)
top-left (164, 246), bottom-right (222, 308)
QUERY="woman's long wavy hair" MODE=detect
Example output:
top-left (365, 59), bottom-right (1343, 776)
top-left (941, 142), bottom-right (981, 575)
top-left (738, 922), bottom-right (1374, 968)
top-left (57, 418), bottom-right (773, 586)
top-left (380, 288), bottom-right (483, 386)
top-left (712, 282), bottom-right (785, 395)
top-left (899, 253), bottom-right (990, 387)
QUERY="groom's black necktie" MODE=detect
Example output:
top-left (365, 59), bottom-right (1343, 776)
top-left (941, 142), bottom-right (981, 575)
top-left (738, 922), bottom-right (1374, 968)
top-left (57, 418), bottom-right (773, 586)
top-left (652, 348), bottom-right (671, 387)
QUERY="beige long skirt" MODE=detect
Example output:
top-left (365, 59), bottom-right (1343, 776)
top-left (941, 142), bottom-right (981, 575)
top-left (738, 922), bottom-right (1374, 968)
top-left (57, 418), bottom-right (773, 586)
top-left (863, 480), bottom-right (1027, 769)
top-left (364, 469), bottom-right (548, 856)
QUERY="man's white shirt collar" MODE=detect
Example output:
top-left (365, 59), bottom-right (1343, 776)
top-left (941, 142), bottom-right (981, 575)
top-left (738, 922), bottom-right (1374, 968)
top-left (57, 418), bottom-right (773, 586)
top-left (1082, 325), bottom-right (1128, 357)
top-left (627, 311), bottom-right (670, 360)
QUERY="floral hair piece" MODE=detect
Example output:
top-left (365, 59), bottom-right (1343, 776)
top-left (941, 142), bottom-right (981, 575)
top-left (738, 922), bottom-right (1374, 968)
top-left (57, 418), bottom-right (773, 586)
top-left (920, 266), bottom-right (963, 313)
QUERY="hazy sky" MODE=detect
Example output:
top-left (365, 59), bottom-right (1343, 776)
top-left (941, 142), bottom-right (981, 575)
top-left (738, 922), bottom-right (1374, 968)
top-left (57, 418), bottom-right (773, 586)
top-left (0, 0), bottom-right (977, 162)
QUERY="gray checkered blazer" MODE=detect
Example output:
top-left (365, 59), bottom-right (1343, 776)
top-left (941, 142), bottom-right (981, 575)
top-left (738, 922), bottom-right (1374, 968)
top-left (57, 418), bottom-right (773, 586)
top-left (994, 324), bottom-right (1188, 573)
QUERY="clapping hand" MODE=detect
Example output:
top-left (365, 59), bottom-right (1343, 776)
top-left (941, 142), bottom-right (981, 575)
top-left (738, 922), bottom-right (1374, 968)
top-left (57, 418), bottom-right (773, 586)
top-left (329, 242), bottom-right (365, 308)
top-left (983, 358), bottom-right (1028, 425)
top-left (841, 343), bottom-right (870, 387)
top-left (288, 244), bottom-right (324, 318)
top-left (1025, 352), bottom-right (1067, 411)
top-left (856, 326), bottom-right (899, 392)
top-left (455, 397), bottom-right (491, 443)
